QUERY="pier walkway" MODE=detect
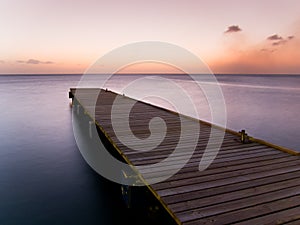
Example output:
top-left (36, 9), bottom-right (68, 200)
top-left (70, 88), bottom-right (300, 225)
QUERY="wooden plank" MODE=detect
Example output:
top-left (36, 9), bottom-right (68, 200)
top-left (155, 164), bottom-right (300, 197)
top-left (279, 217), bottom-right (300, 225)
top-left (169, 176), bottom-right (300, 213)
top-left (128, 145), bottom-right (277, 167)
top-left (125, 149), bottom-right (281, 178)
top-left (162, 169), bottom-right (300, 204)
top-left (150, 153), bottom-right (295, 189)
top-left (122, 143), bottom-right (263, 160)
top-left (123, 145), bottom-right (277, 166)
top-left (153, 155), bottom-right (296, 188)
top-left (151, 158), bottom-right (300, 190)
top-left (137, 150), bottom-right (289, 177)
top-left (157, 154), bottom-right (290, 184)
top-left (180, 186), bottom-right (300, 224)
top-left (184, 196), bottom-right (300, 224)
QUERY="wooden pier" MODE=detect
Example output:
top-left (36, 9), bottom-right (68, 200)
top-left (69, 88), bottom-right (300, 225)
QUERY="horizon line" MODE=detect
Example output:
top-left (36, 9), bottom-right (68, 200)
top-left (1, 73), bottom-right (300, 76)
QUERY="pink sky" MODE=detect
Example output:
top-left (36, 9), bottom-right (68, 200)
top-left (1, 0), bottom-right (300, 74)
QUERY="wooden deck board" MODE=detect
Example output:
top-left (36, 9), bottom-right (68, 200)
top-left (169, 177), bottom-right (300, 213)
top-left (70, 88), bottom-right (300, 225)
top-left (180, 187), bottom-right (300, 224)
top-left (163, 169), bottom-right (300, 204)
top-left (128, 145), bottom-right (278, 166)
top-left (184, 194), bottom-right (300, 225)
top-left (156, 164), bottom-right (300, 198)
top-left (142, 155), bottom-right (296, 183)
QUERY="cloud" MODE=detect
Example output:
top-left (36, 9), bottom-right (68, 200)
top-left (0, 60), bottom-right (5, 64)
top-left (272, 40), bottom-right (286, 46)
top-left (266, 34), bottom-right (295, 46)
top-left (260, 48), bottom-right (276, 53)
top-left (267, 34), bottom-right (283, 41)
top-left (224, 25), bottom-right (242, 33)
top-left (16, 59), bottom-right (54, 65)
top-left (27, 59), bottom-right (40, 64)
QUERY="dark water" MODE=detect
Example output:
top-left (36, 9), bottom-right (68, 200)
top-left (0, 75), bottom-right (128, 225)
top-left (0, 74), bottom-right (299, 225)
top-left (217, 74), bottom-right (300, 151)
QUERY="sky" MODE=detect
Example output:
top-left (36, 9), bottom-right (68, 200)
top-left (1, 0), bottom-right (300, 74)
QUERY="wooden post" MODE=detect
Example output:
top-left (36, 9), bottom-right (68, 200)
top-left (89, 121), bottom-right (93, 138)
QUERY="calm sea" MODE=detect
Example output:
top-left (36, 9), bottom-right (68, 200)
top-left (0, 74), bottom-right (299, 225)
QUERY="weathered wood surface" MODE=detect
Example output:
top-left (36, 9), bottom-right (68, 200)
top-left (71, 88), bottom-right (300, 225)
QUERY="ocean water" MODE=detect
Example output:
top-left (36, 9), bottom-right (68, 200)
top-left (0, 75), bottom-right (127, 225)
top-left (217, 74), bottom-right (300, 151)
top-left (0, 74), bottom-right (299, 225)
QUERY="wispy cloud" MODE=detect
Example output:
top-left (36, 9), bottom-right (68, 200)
top-left (272, 40), bottom-right (286, 46)
top-left (224, 25), bottom-right (242, 33)
top-left (267, 34), bottom-right (283, 41)
top-left (0, 60), bottom-right (5, 64)
top-left (27, 59), bottom-right (41, 64)
top-left (260, 48), bottom-right (276, 53)
top-left (267, 34), bottom-right (295, 46)
top-left (16, 59), bottom-right (54, 65)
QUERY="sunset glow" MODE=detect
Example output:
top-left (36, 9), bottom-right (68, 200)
top-left (1, 0), bottom-right (300, 74)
